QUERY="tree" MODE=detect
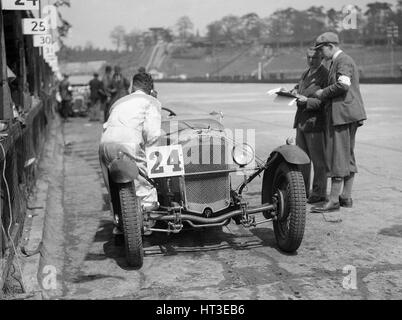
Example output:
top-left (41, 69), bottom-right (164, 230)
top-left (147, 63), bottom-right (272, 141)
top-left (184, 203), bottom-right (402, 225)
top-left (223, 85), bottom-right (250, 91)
top-left (220, 15), bottom-right (243, 44)
top-left (326, 8), bottom-right (342, 32)
top-left (392, 0), bottom-right (402, 43)
top-left (241, 13), bottom-right (263, 42)
top-left (267, 8), bottom-right (296, 48)
top-left (206, 21), bottom-right (224, 54)
top-left (292, 10), bottom-right (311, 47)
top-left (364, 2), bottom-right (393, 45)
top-left (124, 29), bottom-right (142, 52)
top-left (84, 41), bottom-right (94, 50)
top-left (54, 0), bottom-right (72, 46)
top-left (110, 26), bottom-right (126, 51)
top-left (176, 16), bottom-right (194, 43)
top-left (306, 6), bottom-right (326, 33)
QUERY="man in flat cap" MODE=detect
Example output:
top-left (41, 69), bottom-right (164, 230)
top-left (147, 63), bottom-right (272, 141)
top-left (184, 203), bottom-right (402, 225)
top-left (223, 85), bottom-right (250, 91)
top-left (292, 48), bottom-right (329, 204)
top-left (311, 32), bottom-right (367, 213)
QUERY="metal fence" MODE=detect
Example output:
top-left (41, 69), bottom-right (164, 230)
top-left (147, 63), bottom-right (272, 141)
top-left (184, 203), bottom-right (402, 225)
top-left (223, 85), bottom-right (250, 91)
top-left (0, 92), bottom-right (55, 292)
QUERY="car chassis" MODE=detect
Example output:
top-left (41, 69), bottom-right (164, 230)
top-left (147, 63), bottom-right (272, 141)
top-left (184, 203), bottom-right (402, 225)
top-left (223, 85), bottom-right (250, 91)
top-left (107, 111), bottom-right (310, 268)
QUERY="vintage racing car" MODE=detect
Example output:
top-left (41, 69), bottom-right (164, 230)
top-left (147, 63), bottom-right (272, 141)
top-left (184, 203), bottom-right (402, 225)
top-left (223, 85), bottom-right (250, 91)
top-left (107, 108), bottom-right (310, 268)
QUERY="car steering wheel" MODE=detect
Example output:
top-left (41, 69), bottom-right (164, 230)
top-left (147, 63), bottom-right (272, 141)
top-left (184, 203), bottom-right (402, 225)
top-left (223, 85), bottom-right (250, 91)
top-left (162, 107), bottom-right (177, 117)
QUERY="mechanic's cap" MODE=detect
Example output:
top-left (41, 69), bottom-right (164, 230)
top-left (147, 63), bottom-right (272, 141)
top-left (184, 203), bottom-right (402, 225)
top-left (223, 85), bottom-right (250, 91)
top-left (313, 32), bottom-right (339, 50)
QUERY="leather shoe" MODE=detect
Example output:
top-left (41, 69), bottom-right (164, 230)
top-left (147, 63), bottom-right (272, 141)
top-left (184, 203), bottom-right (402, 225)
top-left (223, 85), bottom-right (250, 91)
top-left (307, 195), bottom-right (327, 204)
top-left (311, 201), bottom-right (340, 213)
top-left (339, 196), bottom-right (353, 208)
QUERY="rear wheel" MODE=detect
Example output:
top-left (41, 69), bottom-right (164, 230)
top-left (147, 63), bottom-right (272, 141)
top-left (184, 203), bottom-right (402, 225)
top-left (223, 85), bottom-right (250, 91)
top-left (272, 163), bottom-right (306, 253)
top-left (118, 182), bottom-right (144, 268)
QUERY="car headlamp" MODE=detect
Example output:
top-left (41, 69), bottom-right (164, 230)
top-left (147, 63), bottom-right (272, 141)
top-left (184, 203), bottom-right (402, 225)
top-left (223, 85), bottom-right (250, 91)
top-left (232, 143), bottom-right (255, 167)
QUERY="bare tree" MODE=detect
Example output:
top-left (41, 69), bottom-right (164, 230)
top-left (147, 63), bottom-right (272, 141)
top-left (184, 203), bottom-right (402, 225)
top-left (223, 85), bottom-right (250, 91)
top-left (364, 2), bottom-right (393, 45)
top-left (207, 21), bottom-right (224, 54)
top-left (176, 16), bottom-right (194, 43)
top-left (124, 29), bottom-right (142, 52)
top-left (110, 26), bottom-right (126, 51)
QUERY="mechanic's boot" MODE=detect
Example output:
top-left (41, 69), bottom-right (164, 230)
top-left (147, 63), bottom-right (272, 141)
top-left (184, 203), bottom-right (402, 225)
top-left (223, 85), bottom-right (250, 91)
top-left (339, 196), bottom-right (353, 208)
top-left (311, 200), bottom-right (340, 213)
top-left (113, 226), bottom-right (124, 246)
top-left (307, 195), bottom-right (327, 204)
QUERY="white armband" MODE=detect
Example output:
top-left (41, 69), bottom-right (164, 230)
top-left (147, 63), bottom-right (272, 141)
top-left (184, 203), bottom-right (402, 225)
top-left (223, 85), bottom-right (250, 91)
top-left (338, 75), bottom-right (351, 86)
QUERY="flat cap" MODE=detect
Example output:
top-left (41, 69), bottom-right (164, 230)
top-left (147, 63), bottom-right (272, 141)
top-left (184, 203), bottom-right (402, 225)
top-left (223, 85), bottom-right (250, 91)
top-left (313, 32), bottom-right (339, 49)
top-left (307, 47), bottom-right (321, 57)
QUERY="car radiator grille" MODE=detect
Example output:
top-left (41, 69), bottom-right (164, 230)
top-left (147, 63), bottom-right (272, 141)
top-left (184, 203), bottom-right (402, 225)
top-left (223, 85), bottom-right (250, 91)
top-left (182, 136), bottom-right (231, 214)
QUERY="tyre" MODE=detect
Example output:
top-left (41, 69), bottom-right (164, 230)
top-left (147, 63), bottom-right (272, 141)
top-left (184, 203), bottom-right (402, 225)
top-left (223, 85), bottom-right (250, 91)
top-left (272, 162), bottom-right (306, 253)
top-left (118, 182), bottom-right (144, 268)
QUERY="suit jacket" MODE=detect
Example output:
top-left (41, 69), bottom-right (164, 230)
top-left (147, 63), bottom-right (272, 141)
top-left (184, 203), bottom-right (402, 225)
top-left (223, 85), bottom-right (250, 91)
top-left (59, 79), bottom-right (72, 101)
top-left (89, 78), bottom-right (104, 102)
top-left (321, 52), bottom-right (367, 126)
top-left (293, 64), bottom-right (328, 132)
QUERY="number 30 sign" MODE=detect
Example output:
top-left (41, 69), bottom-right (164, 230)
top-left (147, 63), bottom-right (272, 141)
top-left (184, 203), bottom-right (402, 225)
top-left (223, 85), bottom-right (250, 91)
top-left (146, 145), bottom-right (185, 178)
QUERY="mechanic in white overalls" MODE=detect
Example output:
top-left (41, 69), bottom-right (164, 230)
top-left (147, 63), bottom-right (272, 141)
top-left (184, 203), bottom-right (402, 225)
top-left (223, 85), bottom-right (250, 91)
top-left (99, 72), bottom-right (161, 227)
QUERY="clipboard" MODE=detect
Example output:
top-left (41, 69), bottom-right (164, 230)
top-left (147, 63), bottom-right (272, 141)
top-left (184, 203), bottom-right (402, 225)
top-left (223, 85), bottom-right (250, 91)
top-left (276, 91), bottom-right (298, 99)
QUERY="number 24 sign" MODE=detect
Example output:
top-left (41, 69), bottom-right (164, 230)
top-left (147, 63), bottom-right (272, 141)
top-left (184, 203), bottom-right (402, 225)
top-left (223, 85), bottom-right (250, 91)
top-left (146, 145), bottom-right (185, 179)
top-left (2, 0), bottom-right (40, 10)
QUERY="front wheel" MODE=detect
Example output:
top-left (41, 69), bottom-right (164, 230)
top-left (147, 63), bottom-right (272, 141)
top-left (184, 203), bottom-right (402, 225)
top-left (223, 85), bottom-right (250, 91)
top-left (118, 182), bottom-right (144, 268)
top-left (272, 163), bottom-right (306, 253)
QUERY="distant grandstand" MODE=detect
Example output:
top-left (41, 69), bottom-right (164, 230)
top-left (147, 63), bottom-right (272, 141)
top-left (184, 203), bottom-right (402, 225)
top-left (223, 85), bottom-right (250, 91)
top-left (112, 40), bottom-right (402, 81)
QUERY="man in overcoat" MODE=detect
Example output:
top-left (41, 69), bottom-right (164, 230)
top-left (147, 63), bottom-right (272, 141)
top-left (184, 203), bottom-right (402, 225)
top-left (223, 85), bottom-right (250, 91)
top-left (293, 48), bottom-right (329, 204)
top-left (311, 32), bottom-right (367, 213)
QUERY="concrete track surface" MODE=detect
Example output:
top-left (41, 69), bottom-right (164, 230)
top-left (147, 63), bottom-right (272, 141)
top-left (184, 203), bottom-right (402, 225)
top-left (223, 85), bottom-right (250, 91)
top-left (21, 83), bottom-right (402, 300)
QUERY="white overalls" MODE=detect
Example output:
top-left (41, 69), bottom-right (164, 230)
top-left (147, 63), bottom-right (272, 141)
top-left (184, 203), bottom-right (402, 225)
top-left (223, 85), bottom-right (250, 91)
top-left (99, 90), bottom-right (161, 209)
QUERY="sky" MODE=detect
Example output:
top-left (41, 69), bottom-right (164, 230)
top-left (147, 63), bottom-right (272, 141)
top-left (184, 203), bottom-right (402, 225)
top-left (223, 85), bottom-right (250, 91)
top-left (59, 0), bottom-right (397, 49)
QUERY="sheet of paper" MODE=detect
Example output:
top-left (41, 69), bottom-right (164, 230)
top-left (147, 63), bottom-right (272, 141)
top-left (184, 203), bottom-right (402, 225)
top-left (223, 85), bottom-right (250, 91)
top-left (273, 95), bottom-right (297, 106)
top-left (266, 87), bottom-right (283, 96)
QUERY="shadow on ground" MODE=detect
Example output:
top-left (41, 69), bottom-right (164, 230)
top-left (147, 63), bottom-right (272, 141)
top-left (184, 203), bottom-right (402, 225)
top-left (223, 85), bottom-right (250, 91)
top-left (82, 217), bottom-right (282, 271)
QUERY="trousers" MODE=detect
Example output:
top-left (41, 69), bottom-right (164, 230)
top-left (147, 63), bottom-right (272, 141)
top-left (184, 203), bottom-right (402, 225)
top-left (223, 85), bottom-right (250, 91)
top-left (88, 99), bottom-right (101, 121)
top-left (296, 128), bottom-right (327, 197)
top-left (325, 122), bottom-right (358, 178)
top-left (99, 142), bottom-right (157, 215)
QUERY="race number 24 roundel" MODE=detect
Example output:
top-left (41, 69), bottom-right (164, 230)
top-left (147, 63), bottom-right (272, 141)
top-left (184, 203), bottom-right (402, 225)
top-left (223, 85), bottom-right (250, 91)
top-left (146, 145), bottom-right (185, 178)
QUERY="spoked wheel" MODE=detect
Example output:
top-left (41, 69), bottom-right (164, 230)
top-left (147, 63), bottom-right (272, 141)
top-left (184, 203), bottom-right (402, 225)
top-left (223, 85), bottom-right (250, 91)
top-left (272, 162), bottom-right (306, 253)
top-left (118, 182), bottom-right (144, 268)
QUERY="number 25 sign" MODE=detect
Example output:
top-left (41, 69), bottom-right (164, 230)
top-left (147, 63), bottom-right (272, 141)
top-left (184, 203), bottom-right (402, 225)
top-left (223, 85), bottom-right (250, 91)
top-left (146, 145), bottom-right (185, 179)
top-left (22, 18), bottom-right (49, 35)
top-left (1, 0), bottom-right (40, 10)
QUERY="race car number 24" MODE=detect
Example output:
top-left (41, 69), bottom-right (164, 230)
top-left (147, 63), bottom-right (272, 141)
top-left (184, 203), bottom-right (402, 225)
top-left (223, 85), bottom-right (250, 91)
top-left (146, 145), bottom-right (185, 178)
